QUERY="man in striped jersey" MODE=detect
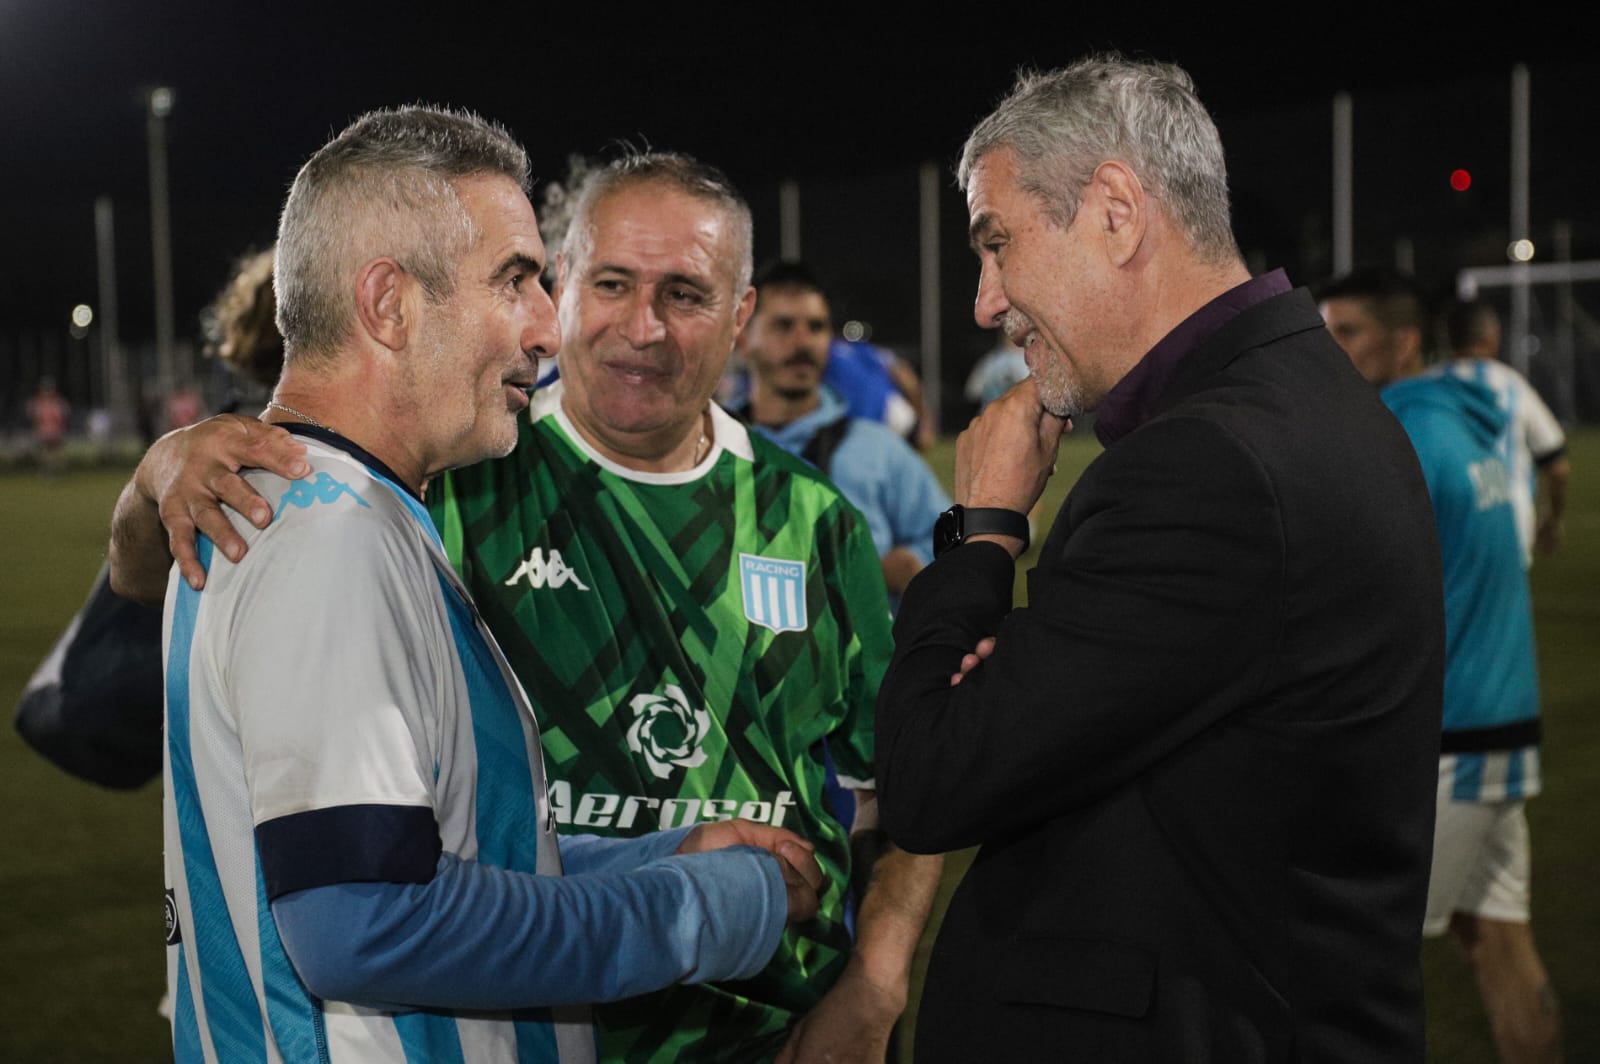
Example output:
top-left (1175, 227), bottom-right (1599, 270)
top-left (109, 106), bottom-right (822, 1064)
top-left (1321, 269), bottom-right (1563, 1063)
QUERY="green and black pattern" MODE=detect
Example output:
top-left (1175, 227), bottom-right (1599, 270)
top-left (430, 399), bottom-right (893, 1063)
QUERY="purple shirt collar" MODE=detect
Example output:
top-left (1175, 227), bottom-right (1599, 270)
top-left (1094, 269), bottom-right (1292, 446)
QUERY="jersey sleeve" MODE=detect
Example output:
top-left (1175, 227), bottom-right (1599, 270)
top-left (220, 487), bottom-right (447, 897)
top-left (878, 433), bottom-right (950, 565)
top-left (1519, 382), bottom-right (1566, 463)
top-left (824, 503), bottom-right (895, 791)
top-left (271, 846), bottom-right (786, 1010)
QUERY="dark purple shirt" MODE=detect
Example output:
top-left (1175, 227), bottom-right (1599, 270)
top-left (1094, 269), bottom-right (1292, 446)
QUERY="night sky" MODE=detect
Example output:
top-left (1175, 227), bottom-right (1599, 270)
top-left (3, 1), bottom-right (1594, 390)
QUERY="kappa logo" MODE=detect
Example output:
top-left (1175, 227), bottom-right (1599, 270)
top-left (505, 547), bottom-right (589, 591)
top-left (739, 553), bottom-right (808, 633)
top-left (274, 472), bottom-right (371, 518)
top-left (626, 684), bottom-right (711, 780)
top-left (164, 888), bottom-right (181, 946)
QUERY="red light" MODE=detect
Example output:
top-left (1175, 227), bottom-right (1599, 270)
top-left (1450, 169), bottom-right (1472, 192)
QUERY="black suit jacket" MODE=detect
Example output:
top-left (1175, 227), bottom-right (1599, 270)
top-left (877, 289), bottom-right (1443, 1062)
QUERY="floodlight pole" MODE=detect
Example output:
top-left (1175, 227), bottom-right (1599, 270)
top-left (1509, 64), bottom-right (1531, 375)
top-left (918, 161), bottom-right (942, 432)
top-left (147, 87), bottom-right (176, 399)
top-left (1332, 92), bottom-right (1353, 277)
top-left (94, 196), bottom-right (128, 432)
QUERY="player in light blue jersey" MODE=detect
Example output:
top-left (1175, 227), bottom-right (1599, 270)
top-left (1321, 269), bottom-right (1563, 1064)
top-left (110, 106), bottom-right (822, 1064)
top-left (1442, 297), bottom-right (1570, 567)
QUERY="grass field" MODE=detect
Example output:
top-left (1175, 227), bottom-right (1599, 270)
top-left (2, 433), bottom-right (1596, 1062)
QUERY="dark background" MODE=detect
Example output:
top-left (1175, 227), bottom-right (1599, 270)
top-left (3, 1), bottom-right (1596, 424)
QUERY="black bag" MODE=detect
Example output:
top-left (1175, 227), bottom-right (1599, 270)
top-left (14, 564), bottom-right (164, 789)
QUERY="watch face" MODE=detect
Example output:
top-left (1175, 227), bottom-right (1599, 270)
top-left (933, 506), bottom-right (962, 558)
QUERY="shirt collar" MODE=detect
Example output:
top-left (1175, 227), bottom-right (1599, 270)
top-left (280, 422), bottom-right (421, 502)
top-left (1094, 268), bottom-right (1292, 446)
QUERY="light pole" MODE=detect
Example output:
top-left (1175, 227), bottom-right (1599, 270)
top-left (147, 86), bottom-right (176, 402)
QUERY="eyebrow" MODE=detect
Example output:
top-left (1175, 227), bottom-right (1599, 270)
top-left (492, 253), bottom-right (544, 281)
top-left (967, 211), bottom-right (997, 255)
top-left (592, 263), bottom-right (715, 294)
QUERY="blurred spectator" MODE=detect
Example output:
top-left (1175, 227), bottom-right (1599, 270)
top-left (202, 246), bottom-right (284, 413)
top-left (1442, 298), bottom-right (1569, 563)
top-left (963, 333), bottom-right (1028, 412)
top-left (27, 376), bottom-right (70, 474)
top-left (1321, 269), bottom-right (1564, 1064)
top-left (713, 282), bottom-right (934, 448)
top-left (164, 383), bottom-right (204, 432)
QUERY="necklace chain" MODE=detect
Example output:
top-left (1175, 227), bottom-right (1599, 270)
top-left (267, 400), bottom-right (332, 432)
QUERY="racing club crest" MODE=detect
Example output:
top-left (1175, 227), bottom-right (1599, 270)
top-left (739, 553), bottom-right (807, 633)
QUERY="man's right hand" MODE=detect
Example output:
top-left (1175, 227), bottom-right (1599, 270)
top-left (678, 819), bottom-right (825, 923)
top-left (108, 415), bottom-right (309, 602)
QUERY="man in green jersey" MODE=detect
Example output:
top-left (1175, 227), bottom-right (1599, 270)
top-left (110, 151), bottom-right (941, 1064)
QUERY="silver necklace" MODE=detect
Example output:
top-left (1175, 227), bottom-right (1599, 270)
top-left (267, 400), bottom-right (332, 432)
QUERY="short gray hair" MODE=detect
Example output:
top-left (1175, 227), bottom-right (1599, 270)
top-left (275, 105), bottom-right (530, 362)
top-left (556, 151), bottom-right (753, 295)
top-left (959, 55), bottom-right (1239, 262)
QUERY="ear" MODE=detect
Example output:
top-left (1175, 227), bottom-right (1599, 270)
top-left (354, 258), bottom-right (410, 353)
top-left (1396, 325), bottom-right (1423, 372)
top-left (733, 284), bottom-right (757, 336)
top-left (1090, 161), bottom-right (1146, 269)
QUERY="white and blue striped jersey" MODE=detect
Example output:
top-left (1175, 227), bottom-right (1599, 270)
top-left (1433, 358), bottom-right (1566, 568)
top-left (1384, 374), bottom-right (1541, 803)
top-left (162, 431), bottom-right (788, 1064)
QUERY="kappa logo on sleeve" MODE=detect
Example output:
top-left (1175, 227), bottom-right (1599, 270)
top-left (273, 472), bottom-right (372, 518)
top-left (739, 553), bottom-right (807, 633)
top-left (164, 888), bottom-right (181, 946)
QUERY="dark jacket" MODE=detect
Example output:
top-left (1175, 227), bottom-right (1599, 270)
top-left (877, 289), bottom-right (1443, 1062)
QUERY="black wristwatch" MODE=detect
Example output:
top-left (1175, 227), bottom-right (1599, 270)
top-left (932, 505), bottom-right (1030, 558)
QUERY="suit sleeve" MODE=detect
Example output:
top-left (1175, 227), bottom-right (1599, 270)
top-left (876, 416), bottom-right (1285, 853)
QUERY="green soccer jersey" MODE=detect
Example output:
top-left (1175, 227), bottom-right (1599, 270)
top-left (429, 384), bottom-right (895, 1063)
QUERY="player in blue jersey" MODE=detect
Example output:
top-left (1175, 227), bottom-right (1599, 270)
top-left (1321, 269), bottom-right (1563, 1064)
top-left (109, 106), bottom-right (822, 1064)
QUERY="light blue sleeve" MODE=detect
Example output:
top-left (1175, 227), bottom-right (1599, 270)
top-left (881, 441), bottom-right (951, 565)
top-left (558, 826), bottom-right (693, 877)
top-left (832, 422), bottom-right (949, 566)
top-left (271, 846), bottom-right (784, 1011)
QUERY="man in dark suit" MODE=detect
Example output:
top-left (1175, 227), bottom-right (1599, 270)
top-left (876, 56), bottom-right (1444, 1062)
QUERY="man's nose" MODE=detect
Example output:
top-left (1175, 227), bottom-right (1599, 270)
top-left (973, 260), bottom-right (1010, 329)
top-left (619, 290), bottom-right (668, 347)
top-left (523, 285), bottom-right (562, 358)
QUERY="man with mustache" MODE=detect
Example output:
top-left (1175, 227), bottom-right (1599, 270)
top-left (732, 260), bottom-right (949, 608)
top-left (874, 56), bottom-right (1444, 1061)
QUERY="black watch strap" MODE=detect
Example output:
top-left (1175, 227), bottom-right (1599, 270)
top-left (933, 505), bottom-right (1030, 558)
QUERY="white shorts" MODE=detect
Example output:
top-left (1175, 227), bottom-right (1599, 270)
top-left (1423, 779), bottom-right (1532, 937)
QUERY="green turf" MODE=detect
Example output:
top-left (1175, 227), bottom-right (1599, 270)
top-left (2, 433), bottom-right (1595, 1062)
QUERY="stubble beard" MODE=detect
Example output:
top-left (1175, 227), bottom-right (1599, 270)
top-left (1003, 309), bottom-right (1082, 418)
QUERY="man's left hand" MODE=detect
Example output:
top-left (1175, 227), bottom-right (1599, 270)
top-left (775, 958), bottom-right (903, 1064)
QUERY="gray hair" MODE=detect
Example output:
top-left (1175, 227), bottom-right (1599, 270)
top-left (275, 105), bottom-right (530, 362)
top-left (555, 150), bottom-right (753, 295)
top-left (959, 55), bottom-right (1239, 262)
